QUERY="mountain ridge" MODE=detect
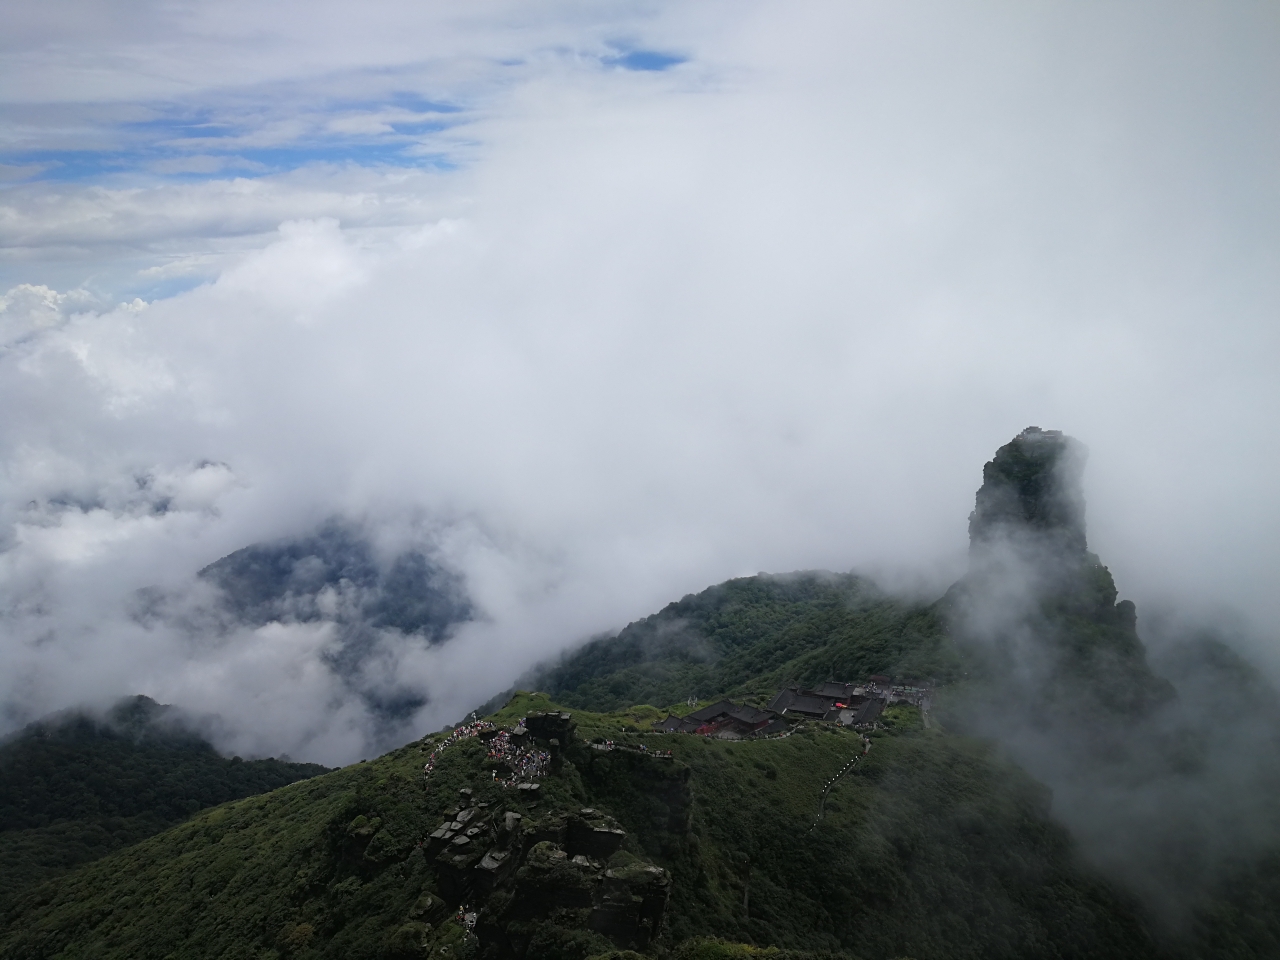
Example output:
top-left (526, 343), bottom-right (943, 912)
top-left (0, 695), bottom-right (329, 908)
top-left (4, 428), bottom-right (1280, 958)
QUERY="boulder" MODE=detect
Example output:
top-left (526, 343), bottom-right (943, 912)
top-left (525, 712), bottom-right (575, 743)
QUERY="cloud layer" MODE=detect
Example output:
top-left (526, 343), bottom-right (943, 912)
top-left (1, 1), bottom-right (1278, 764)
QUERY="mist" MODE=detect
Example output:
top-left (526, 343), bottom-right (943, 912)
top-left (1, 1), bottom-right (1278, 765)
top-left (944, 428), bottom-right (1280, 929)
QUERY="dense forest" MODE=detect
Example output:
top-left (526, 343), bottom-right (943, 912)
top-left (0, 695), bottom-right (328, 906)
top-left (0, 689), bottom-right (1165, 960)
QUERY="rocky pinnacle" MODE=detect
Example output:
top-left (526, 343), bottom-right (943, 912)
top-left (968, 426), bottom-right (1088, 560)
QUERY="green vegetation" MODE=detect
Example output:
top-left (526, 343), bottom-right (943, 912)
top-left (666, 939), bottom-right (858, 960)
top-left (532, 573), bottom-right (959, 714)
top-left (0, 696), bottom-right (328, 907)
top-left (572, 715), bottom-right (1154, 957)
top-left (0, 558), bottom-right (1199, 960)
top-left (6, 429), bottom-right (1280, 957)
top-left (3, 564), bottom-right (1271, 959)
top-left (1, 689), bottom-right (1165, 960)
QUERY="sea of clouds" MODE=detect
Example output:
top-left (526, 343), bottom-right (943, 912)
top-left (1, 1), bottom-right (1277, 764)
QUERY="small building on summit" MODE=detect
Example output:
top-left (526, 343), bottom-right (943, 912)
top-left (767, 683), bottom-right (890, 728)
top-left (652, 700), bottom-right (776, 738)
top-left (838, 698), bottom-right (884, 728)
top-left (807, 681), bottom-right (857, 701)
top-left (766, 687), bottom-right (843, 721)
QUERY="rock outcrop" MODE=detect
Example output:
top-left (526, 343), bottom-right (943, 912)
top-left (950, 427), bottom-right (1173, 718)
top-left (417, 720), bottom-right (671, 959)
top-left (969, 426), bottom-right (1088, 559)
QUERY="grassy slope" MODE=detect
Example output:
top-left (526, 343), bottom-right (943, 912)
top-left (1, 740), bottom-right (451, 959)
top-left (6, 569), bottom-right (1244, 960)
top-left (1, 692), bottom-right (1160, 960)
top-left (534, 574), bottom-right (960, 714)
top-left (0, 700), bottom-right (329, 907)
top-left (565, 705), bottom-right (1156, 959)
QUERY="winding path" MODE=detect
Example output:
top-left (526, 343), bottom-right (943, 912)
top-left (807, 742), bottom-right (870, 834)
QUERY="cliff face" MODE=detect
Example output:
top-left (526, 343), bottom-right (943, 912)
top-left (969, 426), bottom-right (1088, 560)
top-left (950, 428), bottom-right (1172, 718)
top-left (945, 433), bottom-right (1280, 936)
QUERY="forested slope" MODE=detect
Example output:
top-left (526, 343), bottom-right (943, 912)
top-left (0, 696), bottom-right (328, 906)
top-left (0, 691), bottom-right (1162, 960)
top-left (530, 573), bottom-right (959, 714)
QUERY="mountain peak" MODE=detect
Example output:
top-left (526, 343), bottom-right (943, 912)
top-left (968, 426), bottom-right (1088, 559)
top-left (954, 427), bottom-right (1174, 719)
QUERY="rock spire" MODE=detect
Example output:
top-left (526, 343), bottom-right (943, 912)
top-left (968, 426), bottom-right (1088, 560)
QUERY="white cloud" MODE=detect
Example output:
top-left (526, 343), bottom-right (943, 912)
top-left (0, 1), bottom-right (1277, 763)
top-left (0, 162), bottom-right (46, 181)
top-left (148, 155), bottom-right (268, 175)
top-left (0, 165), bottom-right (463, 297)
top-left (0, 283), bottom-right (108, 343)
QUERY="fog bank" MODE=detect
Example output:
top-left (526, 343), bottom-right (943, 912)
top-left (1, 1), bottom-right (1277, 764)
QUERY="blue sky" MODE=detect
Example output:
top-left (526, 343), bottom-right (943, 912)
top-left (0, 2), bottom-right (695, 297)
top-left (0, 46), bottom-right (684, 187)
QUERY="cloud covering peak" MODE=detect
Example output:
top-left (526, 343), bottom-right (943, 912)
top-left (0, 1), bottom-right (1277, 763)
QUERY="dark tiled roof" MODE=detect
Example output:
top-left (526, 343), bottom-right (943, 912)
top-left (783, 694), bottom-right (835, 718)
top-left (766, 688), bottom-right (798, 713)
top-left (655, 701), bottom-right (777, 735)
top-left (653, 713), bottom-right (701, 733)
top-left (686, 700), bottom-right (738, 724)
top-left (725, 705), bottom-right (773, 726)
top-left (810, 681), bottom-right (855, 700)
top-left (658, 682), bottom-right (891, 736)
top-left (851, 699), bottom-right (883, 725)
top-left (768, 686), bottom-right (841, 718)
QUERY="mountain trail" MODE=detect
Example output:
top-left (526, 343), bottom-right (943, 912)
top-left (807, 740), bottom-right (870, 834)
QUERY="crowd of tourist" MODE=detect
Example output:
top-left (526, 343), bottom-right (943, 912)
top-left (485, 723), bottom-right (553, 787)
top-left (422, 717), bottom-right (556, 789)
top-left (422, 719), bottom-right (497, 778)
top-left (456, 905), bottom-right (478, 932)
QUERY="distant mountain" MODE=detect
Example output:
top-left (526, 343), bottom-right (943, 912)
top-left (196, 520), bottom-right (473, 723)
top-left (199, 520), bottom-right (472, 643)
top-left (0, 695), bottom-right (328, 907)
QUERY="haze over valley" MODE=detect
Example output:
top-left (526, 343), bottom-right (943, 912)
top-left (2, 8), bottom-right (1280, 956)
top-left (3, 1), bottom-right (1277, 768)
